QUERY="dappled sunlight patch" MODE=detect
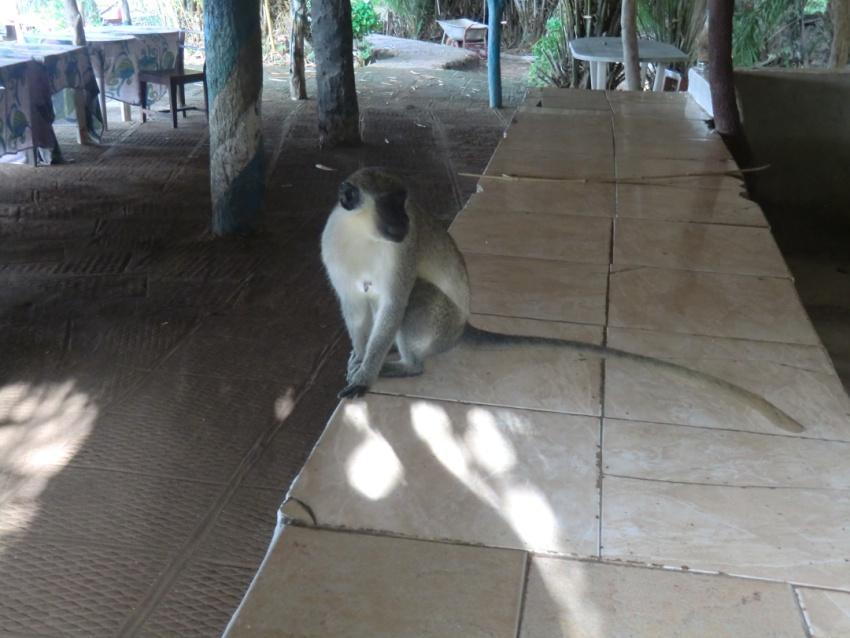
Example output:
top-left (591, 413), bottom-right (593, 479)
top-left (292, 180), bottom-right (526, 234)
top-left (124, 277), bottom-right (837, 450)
top-left (0, 380), bottom-right (97, 540)
top-left (344, 401), bottom-right (404, 500)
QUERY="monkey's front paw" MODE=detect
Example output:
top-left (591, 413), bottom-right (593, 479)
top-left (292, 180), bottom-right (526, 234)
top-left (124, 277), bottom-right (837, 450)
top-left (338, 383), bottom-right (369, 399)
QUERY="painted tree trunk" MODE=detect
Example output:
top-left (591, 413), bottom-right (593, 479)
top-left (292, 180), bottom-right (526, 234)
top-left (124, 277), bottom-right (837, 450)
top-left (65, 0), bottom-right (87, 46)
top-left (621, 0), bottom-right (640, 90)
top-left (205, 0), bottom-right (265, 235)
top-left (120, 0), bottom-right (132, 25)
top-left (290, 0), bottom-right (308, 100)
top-left (487, 0), bottom-right (503, 108)
top-left (829, 0), bottom-right (850, 68)
top-left (707, 0), bottom-right (740, 138)
top-left (312, 0), bottom-right (361, 146)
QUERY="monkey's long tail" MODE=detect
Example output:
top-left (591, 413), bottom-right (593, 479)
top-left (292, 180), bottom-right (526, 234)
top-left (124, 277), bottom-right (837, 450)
top-left (462, 324), bottom-right (804, 434)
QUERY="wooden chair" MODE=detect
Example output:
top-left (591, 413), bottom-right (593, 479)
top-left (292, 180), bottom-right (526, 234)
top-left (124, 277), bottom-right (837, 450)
top-left (138, 31), bottom-right (207, 128)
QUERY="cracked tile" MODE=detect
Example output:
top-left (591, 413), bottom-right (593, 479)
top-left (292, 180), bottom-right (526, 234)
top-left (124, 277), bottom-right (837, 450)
top-left (797, 588), bottom-right (850, 637)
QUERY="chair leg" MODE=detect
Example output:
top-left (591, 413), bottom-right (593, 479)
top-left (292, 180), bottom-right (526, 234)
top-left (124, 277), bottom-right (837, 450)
top-left (170, 78), bottom-right (178, 128)
top-left (179, 82), bottom-right (187, 118)
top-left (140, 80), bottom-right (148, 124)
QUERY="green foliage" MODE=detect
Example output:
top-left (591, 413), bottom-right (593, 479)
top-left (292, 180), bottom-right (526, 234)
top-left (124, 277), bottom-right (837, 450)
top-left (16, 0), bottom-right (103, 28)
top-left (529, 15), bottom-right (568, 87)
top-left (375, 0), bottom-right (432, 39)
top-left (351, 0), bottom-right (381, 40)
top-left (637, 0), bottom-right (707, 66)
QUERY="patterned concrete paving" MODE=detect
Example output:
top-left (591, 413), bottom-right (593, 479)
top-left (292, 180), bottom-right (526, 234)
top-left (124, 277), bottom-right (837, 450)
top-left (0, 62), bottom-right (528, 636)
top-left (226, 89), bottom-right (850, 637)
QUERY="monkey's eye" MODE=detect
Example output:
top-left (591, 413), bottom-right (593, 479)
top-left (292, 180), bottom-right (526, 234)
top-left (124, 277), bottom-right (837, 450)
top-left (339, 181), bottom-right (360, 211)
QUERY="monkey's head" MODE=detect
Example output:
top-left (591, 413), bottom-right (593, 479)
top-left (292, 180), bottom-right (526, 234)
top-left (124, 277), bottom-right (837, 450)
top-left (338, 168), bottom-right (410, 243)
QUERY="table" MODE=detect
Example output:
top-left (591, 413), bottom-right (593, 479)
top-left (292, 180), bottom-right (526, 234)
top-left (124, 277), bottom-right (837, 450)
top-left (569, 37), bottom-right (689, 91)
top-left (28, 27), bottom-right (180, 128)
top-left (0, 57), bottom-right (58, 163)
top-left (0, 41), bottom-right (102, 143)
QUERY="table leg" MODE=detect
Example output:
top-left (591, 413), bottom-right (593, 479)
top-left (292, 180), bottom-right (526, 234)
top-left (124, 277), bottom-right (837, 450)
top-left (121, 103), bottom-right (131, 122)
top-left (73, 88), bottom-right (90, 144)
top-left (98, 66), bottom-right (108, 131)
top-left (589, 61), bottom-right (598, 90)
top-left (652, 62), bottom-right (666, 92)
top-left (597, 62), bottom-right (608, 91)
top-left (640, 63), bottom-right (648, 91)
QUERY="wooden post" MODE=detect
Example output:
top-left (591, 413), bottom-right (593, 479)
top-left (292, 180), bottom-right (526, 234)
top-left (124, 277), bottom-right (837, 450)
top-left (290, 0), bottom-right (308, 100)
top-left (707, 0), bottom-right (740, 138)
top-left (65, 0), bottom-right (87, 45)
top-left (621, 0), bottom-right (641, 90)
top-left (120, 0), bottom-right (132, 24)
top-left (312, 0), bottom-right (361, 146)
top-left (205, 0), bottom-right (266, 235)
top-left (829, 0), bottom-right (850, 68)
top-left (487, 0), bottom-right (503, 108)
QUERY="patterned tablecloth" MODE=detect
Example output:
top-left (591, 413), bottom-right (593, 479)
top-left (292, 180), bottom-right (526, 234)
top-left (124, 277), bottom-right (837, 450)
top-left (0, 42), bottom-right (102, 141)
top-left (0, 57), bottom-right (58, 161)
top-left (29, 27), bottom-right (180, 106)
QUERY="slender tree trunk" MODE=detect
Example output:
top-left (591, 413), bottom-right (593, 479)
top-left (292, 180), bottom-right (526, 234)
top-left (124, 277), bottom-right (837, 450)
top-left (707, 0), bottom-right (740, 138)
top-left (487, 0), bottom-right (503, 108)
top-left (621, 0), bottom-right (640, 90)
top-left (290, 0), bottom-right (308, 99)
top-left (312, 0), bottom-right (361, 146)
top-left (204, 0), bottom-right (265, 235)
top-left (65, 0), bottom-right (87, 45)
top-left (829, 0), bottom-right (850, 67)
top-left (120, 0), bottom-right (132, 25)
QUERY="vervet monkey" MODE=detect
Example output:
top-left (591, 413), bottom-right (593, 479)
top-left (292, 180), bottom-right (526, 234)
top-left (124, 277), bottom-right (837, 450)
top-left (320, 168), bottom-right (802, 434)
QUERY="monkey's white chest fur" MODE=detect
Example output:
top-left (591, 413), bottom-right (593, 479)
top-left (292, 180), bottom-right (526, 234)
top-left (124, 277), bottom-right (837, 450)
top-left (321, 206), bottom-right (398, 302)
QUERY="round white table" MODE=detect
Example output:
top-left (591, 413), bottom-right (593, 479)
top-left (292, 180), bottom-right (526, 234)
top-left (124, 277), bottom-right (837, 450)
top-left (569, 36), bottom-right (688, 91)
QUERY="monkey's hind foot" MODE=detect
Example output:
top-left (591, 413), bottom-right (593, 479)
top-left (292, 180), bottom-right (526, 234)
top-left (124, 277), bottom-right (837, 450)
top-left (338, 384), bottom-right (369, 399)
top-left (379, 361), bottom-right (424, 378)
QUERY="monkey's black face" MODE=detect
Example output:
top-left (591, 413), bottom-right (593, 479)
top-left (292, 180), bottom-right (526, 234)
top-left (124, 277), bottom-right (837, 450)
top-left (339, 181), bottom-right (361, 211)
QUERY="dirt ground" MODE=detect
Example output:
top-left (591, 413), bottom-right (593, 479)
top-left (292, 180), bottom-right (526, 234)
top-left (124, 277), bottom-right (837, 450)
top-left (0, 56), bottom-right (529, 637)
top-left (1, 49), bottom-right (848, 636)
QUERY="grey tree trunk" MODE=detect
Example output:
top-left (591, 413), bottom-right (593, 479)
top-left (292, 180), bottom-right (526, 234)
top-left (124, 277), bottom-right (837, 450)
top-left (65, 0), bottom-right (87, 45)
top-left (621, 0), bottom-right (641, 90)
top-left (290, 0), bottom-right (308, 100)
top-left (120, 0), bottom-right (132, 24)
top-left (204, 0), bottom-right (266, 235)
top-left (312, 0), bottom-right (361, 145)
top-left (829, 0), bottom-right (850, 67)
top-left (707, 0), bottom-right (740, 138)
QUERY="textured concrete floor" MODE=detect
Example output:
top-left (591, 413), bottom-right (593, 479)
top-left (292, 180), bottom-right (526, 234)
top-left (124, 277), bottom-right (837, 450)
top-left (0, 62), bottom-right (528, 637)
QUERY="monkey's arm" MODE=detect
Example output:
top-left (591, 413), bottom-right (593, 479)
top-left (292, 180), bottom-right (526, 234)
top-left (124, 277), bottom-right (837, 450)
top-left (339, 293), bottom-right (411, 398)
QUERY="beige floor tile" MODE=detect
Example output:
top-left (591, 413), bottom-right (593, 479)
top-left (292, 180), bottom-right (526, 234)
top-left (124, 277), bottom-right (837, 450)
top-left (613, 117), bottom-right (716, 141)
top-left (616, 182), bottom-right (767, 226)
top-left (798, 588), bottom-right (850, 637)
top-left (467, 253), bottom-right (609, 325)
top-left (608, 266), bottom-right (821, 345)
top-left (614, 218), bottom-right (790, 277)
top-left (523, 88), bottom-right (612, 111)
top-left (601, 476), bottom-right (850, 589)
top-left (283, 394), bottom-right (600, 555)
top-left (610, 100), bottom-right (712, 121)
top-left (224, 526), bottom-right (526, 638)
top-left (374, 314), bottom-right (603, 415)
top-left (603, 418), bottom-right (850, 488)
top-left (486, 147), bottom-right (614, 180)
top-left (520, 557), bottom-right (804, 638)
top-left (503, 111), bottom-right (613, 150)
top-left (464, 178), bottom-right (615, 217)
top-left (452, 209), bottom-right (611, 264)
top-left (604, 328), bottom-right (850, 439)
top-left (617, 137), bottom-right (733, 161)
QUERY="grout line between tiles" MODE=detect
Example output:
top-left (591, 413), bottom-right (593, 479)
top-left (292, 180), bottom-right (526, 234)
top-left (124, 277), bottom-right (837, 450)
top-left (513, 552), bottom-right (532, 638)
top-left (603, 472), bottom-right (850, 492)
top-left (792, 585), bottom-right (816, 638)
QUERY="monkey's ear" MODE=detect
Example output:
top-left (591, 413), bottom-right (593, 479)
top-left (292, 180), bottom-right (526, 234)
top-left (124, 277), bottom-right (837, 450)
top-left (376, 189), bottom-right (409, 242)
top-left (339, 181), bottom-right (361, 211)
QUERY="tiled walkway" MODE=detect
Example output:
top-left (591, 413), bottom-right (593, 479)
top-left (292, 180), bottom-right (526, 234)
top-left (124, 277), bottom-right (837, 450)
top-left (225, 89), bottom-right (850, 637)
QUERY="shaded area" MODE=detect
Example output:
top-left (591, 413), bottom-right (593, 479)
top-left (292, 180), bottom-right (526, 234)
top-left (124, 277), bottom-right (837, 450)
top-left (0, 60), bottom-right (528, 636)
